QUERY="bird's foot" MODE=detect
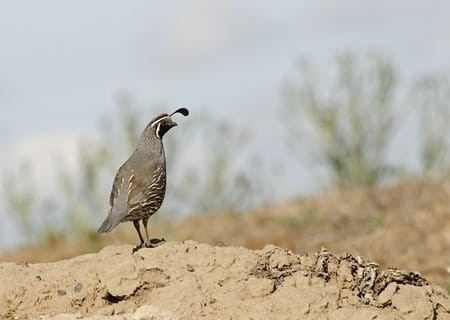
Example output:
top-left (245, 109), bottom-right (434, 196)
top-left (132, 244), bottom-right (143, 253)
top-left (144, 237), bottom-right (166, 248)
top-left (132, 238), bottom-right (166, 253)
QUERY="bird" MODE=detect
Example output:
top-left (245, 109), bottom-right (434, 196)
top-left (97, 107), bottom-right (189, 249)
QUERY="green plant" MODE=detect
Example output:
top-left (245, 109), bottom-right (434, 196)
top-left (165, 114), bottom-right (269, 214)
top-left (283, 52), bottom-right (398, 186)
top-left (2, 160), bottom-right (36, 239)
top-left (279, 208), bottom-right (315, 230)
top-left (412, 75), bottom-right (450, 176)
top-left (2, 159), bottom-right (64, 244)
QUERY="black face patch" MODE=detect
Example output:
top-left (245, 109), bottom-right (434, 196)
top-left (152, 116), bottom-right (169, 139)
top-left (154, 117), bottom-right (176, 139)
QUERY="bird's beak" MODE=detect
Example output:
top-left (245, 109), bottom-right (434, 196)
top-left (168, 118), bottom-right (177, 127)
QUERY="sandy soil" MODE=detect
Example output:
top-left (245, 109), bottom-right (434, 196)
top-left (1, 241), bottom-right (449, 319)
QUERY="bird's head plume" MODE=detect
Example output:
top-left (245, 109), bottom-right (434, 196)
top-left (139, 107), bottom-right (189, 145)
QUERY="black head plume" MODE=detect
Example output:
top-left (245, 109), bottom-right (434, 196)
top-left (170, 107), bottom-right (189, 117)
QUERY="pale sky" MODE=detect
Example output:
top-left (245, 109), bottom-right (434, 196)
top-left (1, 1), bottom-right (449, 249)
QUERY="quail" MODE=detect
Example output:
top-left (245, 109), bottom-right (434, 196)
top-left (97, 107), bottom-right (189, 248)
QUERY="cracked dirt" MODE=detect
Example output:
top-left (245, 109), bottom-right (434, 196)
top-left (1, 241), bottom-right (449, 319)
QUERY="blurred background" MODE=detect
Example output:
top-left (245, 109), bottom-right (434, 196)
top-left (1, 1), bottom-right (449, 288)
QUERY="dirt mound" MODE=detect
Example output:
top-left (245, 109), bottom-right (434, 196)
top-left (2, 177), bottom-right (449, 292)
top-left (1, 241), bottom-right (449, 319)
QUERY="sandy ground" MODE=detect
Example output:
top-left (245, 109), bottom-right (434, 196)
top-left (1, 240), bottom-right (449, 319)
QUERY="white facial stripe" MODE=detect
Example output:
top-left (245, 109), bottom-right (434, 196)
top-left (150, 116), bottom-right (169, 127)
top-left (156, 122), bottom-right (162, 139)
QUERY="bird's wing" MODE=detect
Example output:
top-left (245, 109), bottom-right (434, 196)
top-left (99, 156), bottom-right (164, 233)
top-left (109, 162), bottom-right (126, 207)
top-left (98, 163), bottom-right (132, 232)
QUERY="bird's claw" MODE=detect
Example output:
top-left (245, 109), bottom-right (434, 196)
top-left (132, 238), bottom-right (166, 253)
top-left (144, 237), bottom-right (166, 248)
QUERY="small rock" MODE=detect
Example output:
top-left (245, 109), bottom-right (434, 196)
top-left (391, 285), bottom-right (433, 319)
top-left (71, 298), bottom-right (84, 307)
top-left (186, 264), bottom-right (195, 272)
top-left (246, 277), bottom-right (274, 297)
top-left (377, 282), bottom-right (398, 305)
top-left (214, 241), bottom-right (226, 247)
top-left (74, 282), bottom-right (83, 292)
top-left (57, 289), bottom-right (67, 296)
top-left (155, 282), bottom-right (166, 288)
top-left (275, 255), bottom-right (291, 270)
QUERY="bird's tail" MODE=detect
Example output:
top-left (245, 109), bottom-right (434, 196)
top-left (97, 215), bottom-right (114, 233)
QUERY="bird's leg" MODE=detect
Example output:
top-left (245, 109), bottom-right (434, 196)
top-left (142, 217), bottom-right (166, 248)
top-left (142, 217), bottom-right (149, 242)
top-left (133, 220), bottom-right (145, 245)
